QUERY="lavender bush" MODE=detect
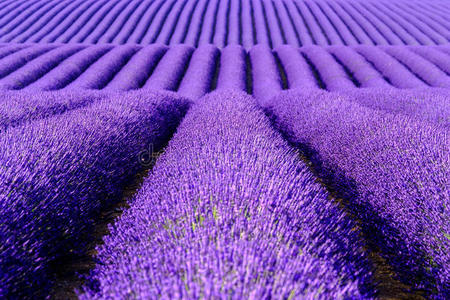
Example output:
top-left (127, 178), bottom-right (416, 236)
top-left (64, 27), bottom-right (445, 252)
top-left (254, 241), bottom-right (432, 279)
top-left (249, 45), bottom-right (283, 104)
top-left (142, 44), bottom-right (194, 91)
top-left (336, 87), bottom-right (450, 126)
top-left (64, 45), bottom-right (139, 90)
top-left (216, 45), bottom-right (247, 92)
top-left (327, 46), bottom-right (391, 88)
top-left (275, 45), bottom-right (319, 90)
top-left (409, 46), bottom-right (450, 74)
top-left (0, 90), bottom-right (190, 298)
top-left (104, 45), bottom-right (167, 91)
top-left (0, 44), bottom-right (57, 80)
top-left (0, 44), bottom-right (85, 90)
top-left (266, 89), bottom-right (449, 297)
top-left (354, 45), bottom-right (428, 88)
top-left (382, 46), bottom-right (450, 88)
top-left (301, 46), bottom-right (356, 91)
top-left (24, 45), bottom-right (113, 91)
top-left (0, 89), bottom-right (105, 131)
top-left (178, 44), bottom-right (219, 100)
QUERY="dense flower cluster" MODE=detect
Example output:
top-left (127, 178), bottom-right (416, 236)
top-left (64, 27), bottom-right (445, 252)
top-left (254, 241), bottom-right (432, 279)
top-left (0, 89), bottom-right (105, 132)
top-left (0, 90), bottom-right (190, 298)
top-left (80, 91), bottom-right (374, 299)
top-left (266, 89), bottom-right (449, 297)
top-left (0, 0), bottom-right (448, 298)
top-left (337, 87), bottom-right (450, 126)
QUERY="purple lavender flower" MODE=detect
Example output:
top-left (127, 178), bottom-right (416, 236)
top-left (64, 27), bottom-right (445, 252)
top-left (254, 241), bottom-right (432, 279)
top-left (266, 89), bottom-right (449, 297)
top-left (0, 89), bottom-right (105, 131)
top-left (79, 91), bottom-right (374, 299)
top-left (0, 0), bottom-right (448, 46)
top-left (0, 90), bottom-right (190, 298)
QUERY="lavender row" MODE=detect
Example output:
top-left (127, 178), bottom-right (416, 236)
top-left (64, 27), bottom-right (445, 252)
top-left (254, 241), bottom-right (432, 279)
top-left (141, 44), bottom-right (194, 91)
top-left (0, 89), bottom-right (105, 132)
top-left (63, 0), bottom-right (119, 44)
top-left (265, 89), bottom-right (449, 297)
top-left (0, 90), bottom-right (190, 298)
top-left (328, 46), bottom-right (391, 88)
top-left (0, 0), bottom-right (56, 38)
top-left (0, 44), bottom-right (57, 81)
top-left (80, 91), bottom-right (374, 299)
top-left (64, 45), bottom-right (139, 90)
top-left (354, 45), bottom-right (429, 88)
top-left (0, 0), bottom-right (448, 46)
top-left (193, 0), bottom-right (218, 46)
top-left (177, 45), bottom-right (220, 100)
top-left (112, 0), bottom-right (159, 45)
top-left (371, 1), bottom-right (447, 45)
top-left (0, 44), bottom-right (448, 97)
top-left (0, 44), bottom-right (85, 90)
top-left (301, 45), bottom-right (356, 91)
top-left (4, 0), bottom-right (83, 44)
top-left (17, 0), bottom-right (90, 43)
top-left (381, 46), bottom-right (450, 88)
top-left (26, 44), bottom-right (113, 91)
top-left (46, 0), bottom-right (110, 43)
top-left (216, 45), bottom-right (247, 92)
top-left (248, 45), bottom-right (283, 104)
top-left (334, 0), bottom-right (387, 45)
top-left (409, 46), bottom-right (450, 74)
top-left (336, 87), bottom-right (450, 127)
top-left (355, 1), bottom-right (416, 45)
top-left (103, 44), bottom-right (167, 91)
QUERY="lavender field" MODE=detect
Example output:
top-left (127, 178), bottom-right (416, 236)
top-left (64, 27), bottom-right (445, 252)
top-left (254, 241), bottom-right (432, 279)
top-left (0, 0), bottom-right (448, 299)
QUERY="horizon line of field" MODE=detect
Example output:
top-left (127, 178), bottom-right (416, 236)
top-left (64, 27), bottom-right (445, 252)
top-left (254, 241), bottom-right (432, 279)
top-left (0, 0), bottom-right (448, 47)
top-left (0, 43), bottom-right (448, 100)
